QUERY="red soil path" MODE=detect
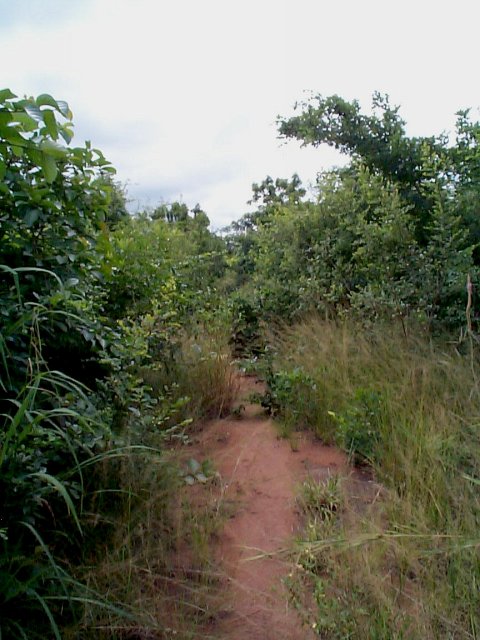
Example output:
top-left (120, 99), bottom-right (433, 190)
top-left (190, 375), bottom-right (356, 640)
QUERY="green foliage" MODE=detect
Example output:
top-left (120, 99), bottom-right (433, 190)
top-left (330, 388), bottom-right (383, 464)
top-left (103, 214), bottom-right (176, 319)
top-left (219, 92), bottom-right (479, 331)
top-left (278, 92), bottom-right (443, 239)
top-left (228, 294), bottom-right (264, 357)
top-left (279, 92), bottom-right (480, 256)
top-left (104, 210), bottom-right (226, 321)
top-left (261, 367), bottom-right (320, 435)
top-left (250, 173), bottom-right (306, 208)
top-left (0, 367), bottom-right (113, 638)
top-left (0, 91), bottom-right (113, 266)
top-left (230, 159), bottom-right (476, 330)
top-left (0, 89), bottom-right (131, 638)
top-left (0, 90), bottom-right (116, 394)
top-left (0, 89), bottom-right (226, 637)
top-left (298, 476), bottom-right (343, 523)
top-left (3, 82), bottom-right (480, 638)
top-left (151, 200), bottom-right (190, 223)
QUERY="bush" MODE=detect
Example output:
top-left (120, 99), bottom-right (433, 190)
top-left (262, 367), bottom-right (319, 433)
top-left (331, 388), bottom-right (384, 464)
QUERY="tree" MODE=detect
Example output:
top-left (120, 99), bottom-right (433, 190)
top-left (231, 174), bottom-right (306, 234)
top-left (278, 93), bottom-right (445, 240)
top-left (249, 173), bottom-right (306, 208)
top-left (152, 201), bottom-right (189, 223)
top-left (0, 89), bottom-right (117, 388)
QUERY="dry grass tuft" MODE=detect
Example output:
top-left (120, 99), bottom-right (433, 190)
top-left (177, 329), bottom-right (239, 421)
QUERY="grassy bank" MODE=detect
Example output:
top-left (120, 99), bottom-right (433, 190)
top-left (267, 318), bottom-right (480, 638)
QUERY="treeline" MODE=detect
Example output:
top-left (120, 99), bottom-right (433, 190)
top-left (227, 93), bottom-right (480, 332)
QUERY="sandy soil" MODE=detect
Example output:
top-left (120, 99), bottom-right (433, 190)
top-left (187, 375), bottom-right (365, 640)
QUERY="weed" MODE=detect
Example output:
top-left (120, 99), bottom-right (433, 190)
top-left (330, 388), bottom-right (384, 465)
top-left (298, 475), bottom-right (343, 522)
top-left (261, 367), bottom-right (322, 439)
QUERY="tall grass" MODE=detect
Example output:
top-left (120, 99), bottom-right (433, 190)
top-left (142, 324), bottom-right (239, 423)
top-left (75, 454), bottom-right (225, 639)
top-left (177, 328), bottom-right (239, 420)
top-left (68, 323), bottom-right (238, 638)
top-left (271, 317), bottom-right (480, 638)
top-left (0, 369), bottom-right (115, 639)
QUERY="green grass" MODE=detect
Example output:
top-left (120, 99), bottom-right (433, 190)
top-left (0, 314), bottom-right (236, 638)
top-left (273, 317), bottom-right (480, 639)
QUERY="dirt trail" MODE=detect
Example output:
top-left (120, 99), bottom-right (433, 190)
top-left (189, 375), bottom-right (360, 640)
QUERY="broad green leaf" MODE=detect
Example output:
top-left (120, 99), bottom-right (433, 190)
top-left (0, 112), bottom-right (13, 126)
top-left (36, 93), bottom-right (59, 109)
top-left (39, 151), bottom-right (58, 183)
top-left (13, 111), bottom-right (38, 131)
top-left (56, 100), bottom-right (72, 118)
top-left (0, 158), bottom-right (5, 181)
top-left (24, 103), bottom-right (44, 122)
top-left (12, 145), bottom-right (24, 157)
top-left (59, 124), bottom-right (74, 144)
top-left (0, 125), bottom-right (26, 146)
top-left (27, 148), bottom-right (43, 166)
top-left (43, 109), bottom-right (58, 140)
top-left (24, 209), bottom-right (41, 227)
top-left (40, 139), bottom-right (67, 158)
top-left (0, 88), bottom-right (16, 102)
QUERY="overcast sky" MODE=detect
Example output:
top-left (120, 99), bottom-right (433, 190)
top-left (1, 0), bottom-right (479, 228)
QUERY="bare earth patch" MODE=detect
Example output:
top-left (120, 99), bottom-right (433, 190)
top-left (185, 374), bottom-right (372, 640)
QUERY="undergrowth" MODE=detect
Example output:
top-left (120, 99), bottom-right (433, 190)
top-left (140, 324), bottom-right (239, 425)
top-left (273, 317), bottom-right (480, 639)
top-left (73, 454), bottom-right (226, 639)
top-left (69, 324), bottom-right (237, 638)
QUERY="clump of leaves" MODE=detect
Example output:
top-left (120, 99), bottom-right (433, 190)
top-left (329, 388), bottom-right (384, 464)
top-left (261, 367), bottom-right (318, 431)
top-left (229, 295), bottom-right (264, 358)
